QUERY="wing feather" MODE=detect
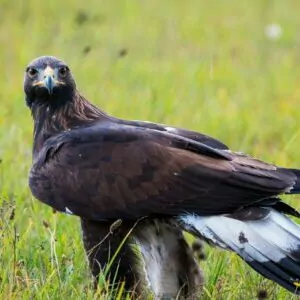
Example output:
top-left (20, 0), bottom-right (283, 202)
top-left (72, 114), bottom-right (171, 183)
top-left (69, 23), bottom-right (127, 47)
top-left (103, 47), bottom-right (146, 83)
top-left (29, 124), bottom-right (298, 220)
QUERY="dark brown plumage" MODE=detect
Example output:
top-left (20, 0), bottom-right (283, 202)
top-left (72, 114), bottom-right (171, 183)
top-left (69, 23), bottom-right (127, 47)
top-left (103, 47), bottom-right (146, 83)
top-left (25, 56), bottom-right (203, 298)
top-left (25, 56), bottom-right (300, 296)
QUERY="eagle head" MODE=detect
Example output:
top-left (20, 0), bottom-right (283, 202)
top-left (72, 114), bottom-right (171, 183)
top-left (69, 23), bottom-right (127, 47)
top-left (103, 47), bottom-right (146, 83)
top-left (24, 56), bottom-right (76, 108)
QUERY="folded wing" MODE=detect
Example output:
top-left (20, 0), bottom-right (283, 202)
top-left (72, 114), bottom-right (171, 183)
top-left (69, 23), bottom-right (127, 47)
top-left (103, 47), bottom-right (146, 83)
top-left (29, 123), bottom-right (299, 220)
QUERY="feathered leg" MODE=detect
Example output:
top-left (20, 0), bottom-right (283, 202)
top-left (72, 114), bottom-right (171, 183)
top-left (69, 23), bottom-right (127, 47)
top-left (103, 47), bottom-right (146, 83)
top-left (80, 218), bottom-right (139, 295)
top-left (133, 219), bottom-right (203, 299)
top-left (80, 218), bottom-right (203, 299)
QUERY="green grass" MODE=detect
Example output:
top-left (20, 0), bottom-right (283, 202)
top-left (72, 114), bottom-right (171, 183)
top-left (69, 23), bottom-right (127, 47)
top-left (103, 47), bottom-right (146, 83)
top-left (1, 0), bottom-right (300, 298)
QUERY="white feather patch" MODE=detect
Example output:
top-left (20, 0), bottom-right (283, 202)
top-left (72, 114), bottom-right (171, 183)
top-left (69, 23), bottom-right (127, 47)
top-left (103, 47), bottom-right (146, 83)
top-left (165, 126), bottom-right (177, 133)
top-left (65, 207), bottom-right (73, 215)
top-left (180, 209), bottom-right (300, 263)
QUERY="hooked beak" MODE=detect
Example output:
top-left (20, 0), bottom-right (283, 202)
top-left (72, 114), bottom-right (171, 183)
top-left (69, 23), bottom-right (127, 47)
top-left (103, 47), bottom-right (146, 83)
top-left (33, 66), bottom-right (64, 94)
top-left (44, 74), bottom-right (55, 94)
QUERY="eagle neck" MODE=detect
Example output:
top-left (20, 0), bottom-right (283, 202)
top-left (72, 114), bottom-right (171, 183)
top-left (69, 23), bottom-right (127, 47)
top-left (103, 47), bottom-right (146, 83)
top-left (31, 90), bottom-right (112, 156)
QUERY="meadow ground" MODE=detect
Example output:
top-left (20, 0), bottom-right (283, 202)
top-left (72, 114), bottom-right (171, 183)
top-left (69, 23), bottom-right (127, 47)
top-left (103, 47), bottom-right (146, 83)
top-left (1, 0), bottom-right (300, 299)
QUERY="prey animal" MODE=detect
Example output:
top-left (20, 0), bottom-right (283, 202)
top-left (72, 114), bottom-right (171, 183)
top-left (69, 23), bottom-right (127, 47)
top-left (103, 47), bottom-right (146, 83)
top-left (25, 56), bottom-right (300, 297)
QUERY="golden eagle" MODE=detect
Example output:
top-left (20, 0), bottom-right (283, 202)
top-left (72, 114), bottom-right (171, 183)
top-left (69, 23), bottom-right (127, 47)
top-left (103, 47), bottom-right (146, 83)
top-left (24, 56), bottom-right (300, 297)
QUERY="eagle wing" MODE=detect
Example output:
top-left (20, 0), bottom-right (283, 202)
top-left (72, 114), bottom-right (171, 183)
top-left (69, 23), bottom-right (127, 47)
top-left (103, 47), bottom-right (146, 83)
top-left (29, 122), bottom-right (298, 220)
top-left (119, 119), bottom-right (229, 150)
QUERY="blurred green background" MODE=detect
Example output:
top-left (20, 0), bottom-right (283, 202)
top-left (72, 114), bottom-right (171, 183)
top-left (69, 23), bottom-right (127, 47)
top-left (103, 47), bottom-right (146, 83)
top-left (1, 0), bottom-right (300, 299)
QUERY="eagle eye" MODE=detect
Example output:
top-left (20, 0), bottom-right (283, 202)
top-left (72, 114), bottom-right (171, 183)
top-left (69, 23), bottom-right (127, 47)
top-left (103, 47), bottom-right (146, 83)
top-left (59, 66), bottom-right (68, 77)
top-left (27, 67), bottom-right (38, 78)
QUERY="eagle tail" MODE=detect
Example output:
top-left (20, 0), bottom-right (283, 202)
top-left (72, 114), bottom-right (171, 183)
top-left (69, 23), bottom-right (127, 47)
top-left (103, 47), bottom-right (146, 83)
top-left (178, 207), bottom-right (300, 295)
